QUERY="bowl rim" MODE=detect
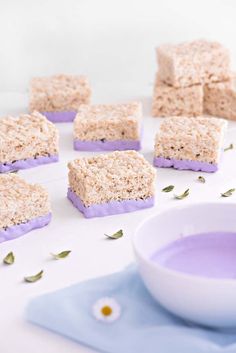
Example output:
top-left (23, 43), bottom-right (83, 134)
top-left (132, 201), bottom-right (236, 285)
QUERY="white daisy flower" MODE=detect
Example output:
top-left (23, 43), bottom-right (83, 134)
top-left (92, 297), bottom-right (121, 323)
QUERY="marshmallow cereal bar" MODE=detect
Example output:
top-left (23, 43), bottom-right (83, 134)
top-left (204, 78), bottom-right (236, 121)
top-left (157, 40), bottom-right (230, 88)
top-left (154, 116), bottom-right (227, 172)
top-left (152, 73), bottom-right (203, 117)
top-left (73, 102), bottom-right (142, 151)
top-left (0, 174), bottom-right (51, 242)
top-left (29, 74), bottom-right (91, 122)
top-left (67, 151), bottom-right (155, 218)
top-left (0, 112), bottom-right (59, 173)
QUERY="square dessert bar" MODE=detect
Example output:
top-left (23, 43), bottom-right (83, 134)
top-left (29, 74), bottom-right (91, 122)
top-left (0, 174), bottom-right (51, 242)
top-left (73, 102), bottom-right (142, 151)
top-left (154, 116), bottom-right (227, 172)
top-left (152, 73), bottom-right (203, 117)
top-left (204, 78), bottom-right (236, 120)
top-left (0, 112), bottom-right (59, 173)
top-left (157, 40), bottom-right (230, 88)
top-left (67, 151), bottom-right (155, 218)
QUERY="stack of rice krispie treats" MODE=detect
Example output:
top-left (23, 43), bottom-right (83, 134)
top-left (152, 40), bottom-right (231, 117)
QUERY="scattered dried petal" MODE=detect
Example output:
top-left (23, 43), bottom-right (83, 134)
top-left (221, 189), bottom-right (235, 197)
top-left (3, 251), bottom-right (15, 265)
top-left (174, 189), bottom-right (190, 200)
top-left (24, 270), bottom-right (43, 283)
top-left (162, 185), bottom-right (175, 192)
top-left (51, 250), bottom-right (71, 260)
top-left (104, 230), bottom-right (123, 240)
top-left (224, 143), bottom-right (234, 152)
top-left (198, 176), bottom-right (206, 183)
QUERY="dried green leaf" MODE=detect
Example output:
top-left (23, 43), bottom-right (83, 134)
top-left (51, 250), bottom-right (71, 260)
top-left (3, 251), bottom-right (15, 265)
top-left (221, 188), bottom-right (235, 197)
top-left (174, 188), bottom-right (190, 200)
top-left (162, 185), bottom-right (175, 192)
top-left (24, 270), bottom-right (43, 283)
top-left (105, 229), bottom-right (124, 239)
top-left (198, 176), bottom-right (206, 183)
top-left (224, 143), bottom-right (234, 152)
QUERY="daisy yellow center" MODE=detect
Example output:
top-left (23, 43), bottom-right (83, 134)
top-left (101, 305), bottom-right (113, 316)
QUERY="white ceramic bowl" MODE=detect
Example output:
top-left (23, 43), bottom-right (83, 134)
top-left (133, 202), bottom-right (236, 328)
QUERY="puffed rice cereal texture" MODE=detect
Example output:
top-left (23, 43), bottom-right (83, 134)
top-left (74, 102), bottom-right (142, 141)
top-left (29, 74), bottom-right (91, 112)
top-left (0, 112), bottom-right (59, 164)
top-left (154, 116), bottom-right (227, 164)
top-left (157, 40), bottom-right (230, 88)
top-left (152, 73), bottom-right (203, 117)
top-left (204, 77), bottom-right (236, 120)
top-left (68, 151), bottom-right (156, 206)
top-left (0, 174), bottom-right (51, 230)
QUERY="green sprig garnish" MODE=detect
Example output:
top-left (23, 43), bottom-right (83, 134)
top-left (3, 251), bottom-right (15, 265)
top-left (162, 185), bottom-right (175, 192)
top-left (224, 143), bottom-right (234, 152)
top-left (51, 250), bottom-right (71, 260)
top-left (197, 176), bottom-right (206, 183)
top-left (105, 229), bottom-right (124, 239)
top-left (174, 188), bottom-right (190, 200)
top-left (221, 188), bottom-right (235, 197)
top-left (24, 270), bottom-right (43, 283)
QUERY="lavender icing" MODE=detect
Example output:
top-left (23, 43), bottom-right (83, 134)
top-left (42, 111), bottom-right (76, 122)
top-left (0, 213), bottom-right (51, 243)
top-left (0, 155), bottom-right (59, 173)
top-left (74, 139), bottom-right (141, 151)
top-left (67, 188), bottom-right (154, 218)
top-left (151, 232), bottom-right (236, 279)
top-left (153, 156), bottom-right (218, 172)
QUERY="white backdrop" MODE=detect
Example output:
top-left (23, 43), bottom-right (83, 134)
top-left (0, 0), bottom-right (235, 92)
top-left (1, 2), bottom-right (236, 353)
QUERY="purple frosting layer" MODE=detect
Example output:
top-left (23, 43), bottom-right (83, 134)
top-left (0, 155), bottom-right (58, 173)
top-left (0, 213), bottom-right (51, 243)
top-left (153, 156), bottom-right (218, 173)
top-left (42, 111), bottom-right (76, 122)
top-left (67, 188), bottom-right (154, 218)
top-left (74, 139), bottom-right (141, 151)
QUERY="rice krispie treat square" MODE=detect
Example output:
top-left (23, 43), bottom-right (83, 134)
top-left (73, 102), bottom-right (142, 151)
top-left (154, 116), bottom-right (227, 172)
top-left (67, 151), bottom-right (155, 218)
top-left (29, 74), bottom-right (91, 122)
top-left (0, 112), bottom-right (59, 173)
top-left (0, 174), bottom-right (51, 242)
top-left (204, 78), bottom-right (236, 120)
top-left (152, 73), bottom-right (203, 117)
top-left (157, 40), bottom-right (230, 88)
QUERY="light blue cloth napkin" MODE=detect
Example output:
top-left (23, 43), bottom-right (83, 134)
top-left (26, 266), bottom-right (236, 353)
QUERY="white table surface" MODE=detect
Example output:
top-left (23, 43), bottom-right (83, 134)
top-left (1, 83), bottom-right (236, 353)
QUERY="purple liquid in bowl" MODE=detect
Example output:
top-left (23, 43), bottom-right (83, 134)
top-left (150, 232), bottom-right (236, 279)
